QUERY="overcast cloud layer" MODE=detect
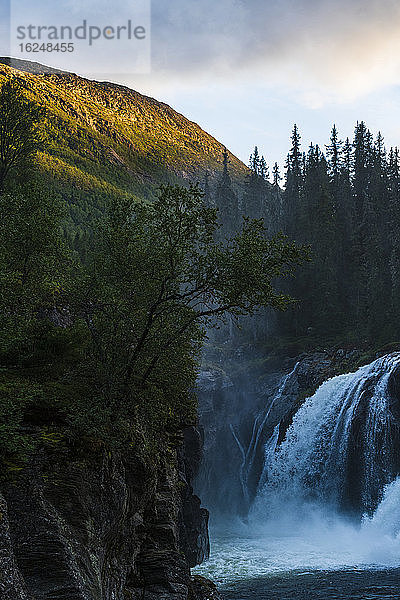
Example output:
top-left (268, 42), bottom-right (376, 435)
top-left (2, 0), bottom-right (400, 105)
top-left (2, 0), bottom-right (400, 164)
top-left (150, 0), bottom-right (400, 106)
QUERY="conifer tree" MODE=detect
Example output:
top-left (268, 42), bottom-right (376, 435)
top-left (249, 146), bottom-right (261, 174)
top-left (215, 147), bottom-right (239, 235)
top-left (242, 146), bottom-right (270, 221)
top-left (326, 124), bottom-right (343, 182)
top-left (284, 125), bottom-right (304, 242)
top-left (389, 147), bottom-right (400, 328)
top-left (203, 169), bottom-right (213, 207)
top-left (259, 156), bottom-right (269, 181)
top-left (257, 121), bottom-right (400, 343)
top-left (273, 162), bottom-right (281, 187)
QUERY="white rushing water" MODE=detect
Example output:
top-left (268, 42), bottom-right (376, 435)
top-left (195, 479), bottom-right (400, 585)
top-left (195, 354), bottom-right (400, 585)
top-left (229, 362), bottom-right (300, 507)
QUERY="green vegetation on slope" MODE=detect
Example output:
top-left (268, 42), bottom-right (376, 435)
top-left (0, 59), bottom-right (248, 243)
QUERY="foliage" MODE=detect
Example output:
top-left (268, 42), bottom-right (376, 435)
top-left (73, 184), bottom-right (307, 420)
top-left (0, 377), bottom-right (40, 459)
top-left (0, 173), bottom-right (306, 468)
top-left (0, 183), bottom-right (72, 359)
top-left (273, 122), bottom-right (400, 345)
top-left (0, 79), bottom-right (45, 191)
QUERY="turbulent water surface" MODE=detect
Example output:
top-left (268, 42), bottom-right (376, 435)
top-left (195, 355), bottom-right (400, 599)
top-left (195, 480), bottom-right (400, 599)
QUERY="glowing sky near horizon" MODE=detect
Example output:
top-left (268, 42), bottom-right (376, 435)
top-left (2, 0), bottom-right (400, 169)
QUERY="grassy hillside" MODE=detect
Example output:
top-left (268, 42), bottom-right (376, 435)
top-left (0, 58), bottom-right (248, 234)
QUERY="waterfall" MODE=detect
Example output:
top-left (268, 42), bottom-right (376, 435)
top-left (195, 353), bottom-right (400, 584)
top-left (229, 362), bottom-right (300, 507)
top-left (197, 352), bottom-right (400, 518)
top-left (254, 353), bottom-right (400, 517)
top-left (195, 359), bottom-right (301, 516)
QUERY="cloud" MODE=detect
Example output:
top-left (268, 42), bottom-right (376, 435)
top-left (4, 0), bottom-right (400, 109)
top-left (150, 0), bottom-right (400, 106)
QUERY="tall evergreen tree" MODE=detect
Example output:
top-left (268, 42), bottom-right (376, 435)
top-left (389, 147), bottom-right (400, 329)
top-left (203, 169), bottom-right (213, 207)
top-left (242, 146), bottom-right (270, 222)
top-left (284, 125), bottom-right (304, 242)
top-left (249, 146), bottom-right (261, 174)
top-left (215, 147), bottom-right (239, 235)
top-left (256, 121), bottom-right (400, 344)
top-left (259, 156), bottom-right (269, 181)
top-left (326, 124), bottom-right (343, 183)
top-left (333, 133), bottom-right (354, 326)
top-left (273, 162), bottom-right (281, 187)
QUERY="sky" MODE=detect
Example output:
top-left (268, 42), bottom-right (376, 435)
top-left (2, 0), bottom-right (400, 169)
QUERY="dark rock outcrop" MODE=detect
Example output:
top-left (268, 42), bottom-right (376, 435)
top-left (0, 494), bottom-right (30, 600)
top-left (190, 576), bottom-right (221, 600)
top-left (178, 429), bottom-right (210, 568)
top-left (0, 428), bottom-right (210, 600)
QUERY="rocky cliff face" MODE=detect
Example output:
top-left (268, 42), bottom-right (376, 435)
top-left (0, 427), bottom-right (210, 600)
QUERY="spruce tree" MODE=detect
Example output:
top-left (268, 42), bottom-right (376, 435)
top-left (242, 147), bottom-right (271, 226)
top-left (273, 162), bottom-right (281, 187)
top-left (259, 156), bottom-right (269, 181)
top-left (284, 125), bottom-right (304, 242)
top-left (326, 125), bottom-right (343, 183)
top-left (215, 148), bottom-right (239, 235)
top-left (389, 147), bottom-right (400, 329)
top-left (203, 169), bottom-right (213, 207)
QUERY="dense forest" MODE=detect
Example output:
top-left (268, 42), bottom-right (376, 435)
top-left (206, 124), bottom-right (400, 350)
top-left (0, 79), bottom-right (306, 472)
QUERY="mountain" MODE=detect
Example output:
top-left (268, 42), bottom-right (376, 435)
top-left (0, 58), bottom-right (248, 232)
